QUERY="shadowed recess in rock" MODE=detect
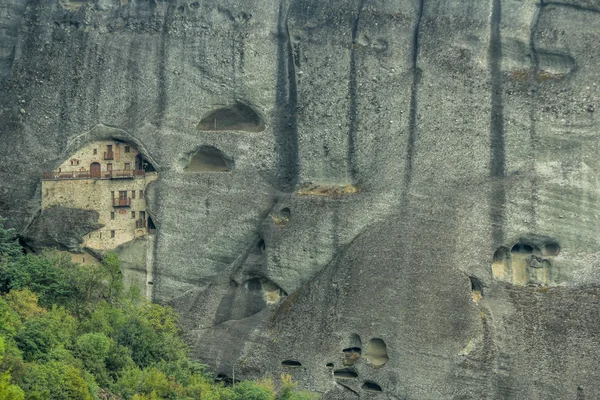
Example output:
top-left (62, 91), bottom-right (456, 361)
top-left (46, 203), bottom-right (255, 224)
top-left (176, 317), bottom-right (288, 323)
top-left (326, 363), bottom-right (334, 369)
top-left (184, 146), bottom-right (233, 172)
top-left (492, 237), bottom-right (561, 286)
top-left (361, 381), bottom-right (383, 392)
top-left (281, 360), bottom-right (302, 367)
top-left (365, 338), bottom-right (388, 367)
top-left (333, 368), bottom-right (358, 379)
top-left (197, 102), bottom-right (264, 132)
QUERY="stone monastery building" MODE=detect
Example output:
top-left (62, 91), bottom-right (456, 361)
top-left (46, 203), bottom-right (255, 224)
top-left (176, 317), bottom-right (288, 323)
top-left (42, 140), bottom-right (157, 252)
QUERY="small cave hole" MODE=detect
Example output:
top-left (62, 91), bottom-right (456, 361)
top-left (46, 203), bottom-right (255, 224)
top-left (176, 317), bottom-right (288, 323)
top-left (365, 338), bottom-right (388, 367)
top-left (184, 146), bottom-right (232, 172)
top-left (147, 281), bottom-right (154, 285)
top-left (469, 276), bottom-right (483, 296)
top-left (333, 368), bottom-right (358, 379)
top-left (246, 278), bottom-right (262, 291)
top-left (493, 247), bottom-right (509, 262)
top-left (281, 360), bottom-right (302, 368)
top-left (343, 347), bottom-right (362, 354)
top-left (543, 242), bottom-right (560, 256)
top-left (511, 243), bottom-right (538, 254)
top-left (197, 102), bottom-right (264, 132)
top-left (361, 381), bottom-right (383, 392)
top-left (257, 238), bottom-right (266, 253)
top-left (326, 363), bottom-right (334, 369)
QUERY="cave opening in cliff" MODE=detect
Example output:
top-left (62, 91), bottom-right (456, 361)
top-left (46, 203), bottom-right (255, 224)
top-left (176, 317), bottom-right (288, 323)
top-left (543, 242), bottom-right (560, 256)
top-left (511, 243), bottom-right (537, 253)
top-left (326, 363), bottom-right (334, 369)
top-left (197, 102), bottom-right (265, 132)
top-left (333, 368), bottom-right (358, 379)
top-left (281, 360), bottom-right (302, 367)
top-left (469, 276), bottom-right (483, 296)
top-left (246, 278), bottom-right (262, 291)
top-left (184, 146), bottom-right (232, 172)
top-left (365, 338), bottom-right (388, 367)
top-left (135, 154), bottom-right (156, 172)
top-left (362, 381), bottom-right (383, 392)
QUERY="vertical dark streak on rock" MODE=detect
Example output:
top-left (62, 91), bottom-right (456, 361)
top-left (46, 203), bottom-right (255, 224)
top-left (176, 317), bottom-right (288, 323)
top-left (274, 0), bottom-right (299, 192)
top-left (528, 3), bottom-right (543, 231)
top-left (90, 41), bottom-right (102, 124)
top-left (402, 0), bottom-right (425, 194)
top-left (156, 3), bottom-right (174, 127)
top-left (231, 33), bottom-right (237, 101)
top-left (347, 0), bottom-right (367, 185)
top-left (126, 38), bottom-right (141, 129)
top-left (488, 0), bottom-right (505, 246)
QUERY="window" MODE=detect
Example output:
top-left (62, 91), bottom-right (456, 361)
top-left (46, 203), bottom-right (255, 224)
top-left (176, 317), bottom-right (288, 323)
top-left (93, 149), bottom-right (97, 155)
top-left (132, 190), bottom-right (136, 199)
top-left (82, 257), bottom-right (85, 263)
top-left (140, 211), bottom-right (146, 220)
top-left (111, 212), bottom-right (115, 220)
top-left (111, 230), bottom-right (115, 238)
top-left (124, 163), bottom-right (131, 170)
top-left (139, 190), bottom-right (144, 199)
top-left (131, 211), bottom-right (136, 219)
top-left (70, 160), bottom-right (73, 166)
top-left (107, 145), bottom-right (112, 152)
top-left (99, 232), bottom-right (102, 239)
top-left (119, 191), bottom-right (127, 200)
top-left (107, 163), bottom-right (113, 171)
top-left (125, 146), bottom-right (130, 153)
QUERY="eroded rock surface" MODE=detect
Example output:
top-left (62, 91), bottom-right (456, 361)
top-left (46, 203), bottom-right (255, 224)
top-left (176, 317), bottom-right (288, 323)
top-left (2, 0), bottom-right (600, 398)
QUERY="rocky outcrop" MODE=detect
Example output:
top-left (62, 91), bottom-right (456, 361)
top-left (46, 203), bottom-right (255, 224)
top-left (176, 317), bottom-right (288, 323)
top-left (2, 0), bottom-right (600, 398)
top-left (21, 206), bottom-right (102, 253)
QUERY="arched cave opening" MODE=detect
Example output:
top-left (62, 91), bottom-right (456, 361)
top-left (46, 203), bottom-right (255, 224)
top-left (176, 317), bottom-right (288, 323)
top-left (197, 102), bottom-right (265, 132)
top-left (469, 276), bottom-right (483, 296)
top-left (326, 363), bottom-right (334, 369)
top-left (333, 368), bottom-right (358, 379)
top-left (543, 242), bottom-right (560, 256)
top-left (184, 146), bottom-right (232, 172)
top-left (281, 360), bottom-right (302, 368)
top-left (361, 381), bottom-right (383, 392)
top-left (147, 216), bottom-right (156, 233)
top-left (511, 243), bottom-right (538, 254)
top-left (365, 338), bottom-right (389, 367)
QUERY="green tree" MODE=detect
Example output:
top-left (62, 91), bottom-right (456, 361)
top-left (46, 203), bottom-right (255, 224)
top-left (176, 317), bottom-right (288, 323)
top-left (76, 333), bottom-right (112, 385)
top-left (0, 337), bottom-right (25, 400)
top-left (233, 380), bottom-right (275, 400)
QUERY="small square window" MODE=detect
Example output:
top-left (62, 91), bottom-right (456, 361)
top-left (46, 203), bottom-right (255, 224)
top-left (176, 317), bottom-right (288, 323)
top-left (111, 230), bottom-right (115, 238)
top-left (125, 146), bottom-right (130, 153)
top-left (124, 163), bottom-right (131, 171)
top-left (131, 211), bottom-right (136, 219)
top-left (107, 163), bottom-right (113, 171)
top-left (111, 212), bottom-right (115, 220)
top-left (93, 149), bottom-right (97, 155)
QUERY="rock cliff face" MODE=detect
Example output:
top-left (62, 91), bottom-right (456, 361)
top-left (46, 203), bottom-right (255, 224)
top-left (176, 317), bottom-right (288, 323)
top-left (2, 0), bottom-right (600, 398)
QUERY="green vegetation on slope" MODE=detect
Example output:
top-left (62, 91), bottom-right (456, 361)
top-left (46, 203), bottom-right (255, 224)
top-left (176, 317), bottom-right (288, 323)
top-left (0, 219), bottom-right (318, 400)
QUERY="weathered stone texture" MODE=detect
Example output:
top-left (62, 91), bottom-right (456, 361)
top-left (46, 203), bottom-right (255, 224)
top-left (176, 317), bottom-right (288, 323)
top-left (2, 0), bottom-right (600, 398)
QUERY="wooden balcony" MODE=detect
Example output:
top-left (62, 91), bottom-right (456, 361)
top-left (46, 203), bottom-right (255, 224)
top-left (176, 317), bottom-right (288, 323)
top-left (113, 198), bottom-right (131, 207)
top-left (42, 169), bottom-right (145, 180)
top-left (104, 151), bottom-right (114, 160)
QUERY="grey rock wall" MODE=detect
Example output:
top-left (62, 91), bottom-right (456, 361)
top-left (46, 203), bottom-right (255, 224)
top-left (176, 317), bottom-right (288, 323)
top-left (1, 0), bottom-right (600, 398)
